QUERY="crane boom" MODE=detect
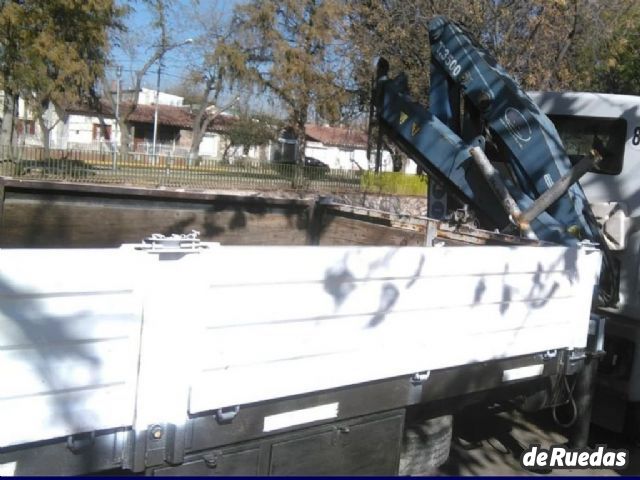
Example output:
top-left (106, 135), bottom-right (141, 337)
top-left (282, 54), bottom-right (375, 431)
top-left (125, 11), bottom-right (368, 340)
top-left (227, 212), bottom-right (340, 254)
top-left (374, 16), bottom-right (598, 245)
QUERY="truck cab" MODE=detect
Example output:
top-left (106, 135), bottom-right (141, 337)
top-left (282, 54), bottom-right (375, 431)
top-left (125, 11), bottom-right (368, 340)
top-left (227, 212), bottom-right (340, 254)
top-left (531, 91), bottom-right (640, 434)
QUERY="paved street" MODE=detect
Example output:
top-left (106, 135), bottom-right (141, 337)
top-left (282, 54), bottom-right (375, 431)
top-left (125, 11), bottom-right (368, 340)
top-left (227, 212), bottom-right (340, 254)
top-left (438, 408), bottom-right (639, 476)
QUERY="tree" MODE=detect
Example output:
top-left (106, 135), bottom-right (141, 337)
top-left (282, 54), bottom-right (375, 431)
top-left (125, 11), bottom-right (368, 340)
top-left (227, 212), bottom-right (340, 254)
top-left (0, 0), bottom-right (122, 149)
top-left (223, 112), bottom-right (282, 161)
top-left (579, 4), bottom-right (640, 94)
top-left (222, 0), bottom-right (352, 165)
top-left (176, 2), bottom-right (236, 165)
top-left (348, 0), bottom-right (640, 171)
top-left (101, 0), bottom-right (193, 157)
top-left (165, 82), bottom-right (202, 106)
top-left (0, 1), bottom-right (24, 147)
top-left (348, 0), bottom-right (640, 104)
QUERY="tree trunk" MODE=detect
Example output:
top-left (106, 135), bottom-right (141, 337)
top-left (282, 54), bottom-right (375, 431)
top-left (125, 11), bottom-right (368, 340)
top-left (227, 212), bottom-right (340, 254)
top-left (289, 108), bottom-right (308, 189)
top-left (222, 141), bottom-right (232, 163)
top-left (37, 116), bottom-right (51, 161)
top-left (295, 128), bottom-right (306, 165)
top-left (294, 108), bottom-right (307, 165)
top-left (188, 124), bottom-right (204, 166)
top-left (119, 121), bottom-right (131, 158)
top-left (1, 89), bottom-right (16, 147)
top-left (188, 146), bottom-right (199, 166)
top-left (392, 156), bottom-right (400, 172)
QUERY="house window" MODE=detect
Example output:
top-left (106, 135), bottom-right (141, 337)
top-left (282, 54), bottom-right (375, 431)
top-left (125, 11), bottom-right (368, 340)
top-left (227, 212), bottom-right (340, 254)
top-left (16, 120), bottom-right (36, 136)
top-left (93, 123), bottom-right (112, 141)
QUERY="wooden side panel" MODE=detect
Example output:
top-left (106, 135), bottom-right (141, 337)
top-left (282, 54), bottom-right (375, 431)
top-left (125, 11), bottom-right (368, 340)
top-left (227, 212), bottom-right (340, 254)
top-left (317, 215), bottom-right (425, 246)
top-left (0, 190), bottom-right (309, 247)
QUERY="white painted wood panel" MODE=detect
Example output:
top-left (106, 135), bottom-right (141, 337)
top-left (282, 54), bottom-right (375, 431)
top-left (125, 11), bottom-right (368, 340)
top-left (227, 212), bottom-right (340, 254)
top-left (0, 244), bottom-right (601, 447)
top-left (202, 272), bottom-right (577, 327)
top-left (187, 246), bottom-right (601, 413)
top-left (0, 248), bottom-right (144, 447)
top-left (0, 385), bottom-right (135, 447)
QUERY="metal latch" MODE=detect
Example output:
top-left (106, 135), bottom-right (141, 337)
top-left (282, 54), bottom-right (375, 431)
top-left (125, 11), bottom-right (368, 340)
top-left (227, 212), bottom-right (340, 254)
top-left (136, 230), bottom-right (215, 254)
top-left (564, 348), bottom-right (587, 375)
top-left (215, 405), bottom-right (240, 424)
top-left (411, 371), bottom-right (431, 385)
top-left (66, 431), bottom-right (96, 453)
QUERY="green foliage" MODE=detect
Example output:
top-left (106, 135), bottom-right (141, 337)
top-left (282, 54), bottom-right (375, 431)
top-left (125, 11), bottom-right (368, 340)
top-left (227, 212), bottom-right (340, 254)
top-left (226, 113), bottom-right (282, 151)
top-left (585, 5), bottom-right (640, 94)
top-left (348, 0), bottom-right (640, 103)
top-left (222, 0), bottom-right (352, 162)
top-left (0, 0), bottom-right (124, 145)
top-left (0, 0), bottom-right (123, 102)
top-left (361, 171), bottom-right (427, 197)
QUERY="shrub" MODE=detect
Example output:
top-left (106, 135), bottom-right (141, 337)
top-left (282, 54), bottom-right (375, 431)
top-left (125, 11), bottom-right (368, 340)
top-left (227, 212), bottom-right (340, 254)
top-left (360, 171), bottom-right (428, 196)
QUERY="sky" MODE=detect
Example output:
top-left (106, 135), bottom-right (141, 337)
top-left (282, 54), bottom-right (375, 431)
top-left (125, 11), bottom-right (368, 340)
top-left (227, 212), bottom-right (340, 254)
top-left (105, 0), bottom-right (288, 119)
top-left (107, 0), bottom-right (240, 96)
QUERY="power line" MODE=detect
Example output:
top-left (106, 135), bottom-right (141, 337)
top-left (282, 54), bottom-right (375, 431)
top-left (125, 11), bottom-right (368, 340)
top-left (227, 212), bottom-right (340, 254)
top-left (104, 66), bottom-right (197, 83)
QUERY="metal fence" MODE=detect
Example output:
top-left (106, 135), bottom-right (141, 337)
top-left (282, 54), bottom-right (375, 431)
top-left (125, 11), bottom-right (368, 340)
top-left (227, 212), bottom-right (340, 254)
top-left (0, 144), bottom-right (427, 196)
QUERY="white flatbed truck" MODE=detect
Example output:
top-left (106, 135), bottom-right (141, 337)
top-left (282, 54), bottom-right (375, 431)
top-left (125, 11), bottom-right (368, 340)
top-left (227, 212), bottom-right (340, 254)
top-left (0, 234), bottom-right (602, 475)
top-left (0, 15), bottom-right (620, 476)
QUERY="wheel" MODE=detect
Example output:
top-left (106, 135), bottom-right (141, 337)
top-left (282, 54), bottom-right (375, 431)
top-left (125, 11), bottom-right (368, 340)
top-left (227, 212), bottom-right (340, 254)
top-left (398, 414), bottom-right (453, 476)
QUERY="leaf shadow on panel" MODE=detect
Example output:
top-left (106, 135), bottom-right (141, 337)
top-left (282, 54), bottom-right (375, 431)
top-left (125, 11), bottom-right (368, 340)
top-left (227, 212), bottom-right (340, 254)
top-left (0, 275), bottom-right (113, 474)
top-left (322, 250), bottom-right (426, 328)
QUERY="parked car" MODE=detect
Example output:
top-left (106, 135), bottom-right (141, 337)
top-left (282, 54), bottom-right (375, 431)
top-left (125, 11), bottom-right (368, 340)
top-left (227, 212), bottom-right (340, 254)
top-left (304, 156), bottom-right (330, 172)
top-left (273, 156), bottom-right (330, 179)
top-left (273, 156), bottom-right (330, 170)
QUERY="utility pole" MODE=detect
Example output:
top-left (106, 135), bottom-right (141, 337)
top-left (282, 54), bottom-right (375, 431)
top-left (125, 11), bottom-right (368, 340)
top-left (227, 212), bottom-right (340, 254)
top-left (152, 61), bottom-right (162, 164)
top-left (151, 38), bottom-right (193, 164)
top-left (113, 65), bottom-right (122, 170)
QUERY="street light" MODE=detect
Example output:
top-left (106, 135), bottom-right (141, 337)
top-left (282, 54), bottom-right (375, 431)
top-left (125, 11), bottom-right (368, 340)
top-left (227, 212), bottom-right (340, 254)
top-left (152, 38), bottom-right (193, 162)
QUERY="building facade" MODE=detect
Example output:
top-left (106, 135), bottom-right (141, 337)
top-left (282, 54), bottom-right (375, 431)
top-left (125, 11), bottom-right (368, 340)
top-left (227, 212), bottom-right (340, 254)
top-left (1, 90), bottom-right (414, 171)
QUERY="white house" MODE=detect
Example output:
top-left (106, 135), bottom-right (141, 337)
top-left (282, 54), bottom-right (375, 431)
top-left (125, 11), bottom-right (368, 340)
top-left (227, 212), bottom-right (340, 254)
top-left (117, 87), bottom-right (185, 107)
top-left (305, 124), bottom-right (370, 170)
top-left (1, 89), bottom-right (416, 172)
top-left (273, 124), bottom-right (413, 173)
top-left (8, 97), bottom-right (228, 158)
top-left (0, 91), bottom-right (44, 147)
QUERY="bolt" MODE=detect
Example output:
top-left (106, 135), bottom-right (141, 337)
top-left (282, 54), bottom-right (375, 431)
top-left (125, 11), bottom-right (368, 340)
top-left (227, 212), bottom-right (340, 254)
top-left (150, 425), bottom-right (163, 440)
top-left (477, 91), bottom-right (493, 112)
top-left (203, 452), bottom-right (219, 469)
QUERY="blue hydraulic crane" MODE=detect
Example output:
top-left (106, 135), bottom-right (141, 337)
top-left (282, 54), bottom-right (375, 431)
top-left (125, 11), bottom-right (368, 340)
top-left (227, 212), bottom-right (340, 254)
top-left (373, 16), bottom-right (599, 246)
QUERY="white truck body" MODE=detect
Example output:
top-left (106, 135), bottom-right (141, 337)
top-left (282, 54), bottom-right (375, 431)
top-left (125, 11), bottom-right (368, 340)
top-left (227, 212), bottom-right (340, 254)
top-left (531, 91), bottom-right (640, 320)
top-left (531, 91), bottom-right (640, 433)
top-left (0, 243), bottom-right (601, 449)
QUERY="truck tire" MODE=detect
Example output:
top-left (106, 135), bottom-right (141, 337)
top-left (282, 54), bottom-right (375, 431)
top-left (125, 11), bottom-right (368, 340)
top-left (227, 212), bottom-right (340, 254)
top-left (398, 414), bottom-right (453, 476)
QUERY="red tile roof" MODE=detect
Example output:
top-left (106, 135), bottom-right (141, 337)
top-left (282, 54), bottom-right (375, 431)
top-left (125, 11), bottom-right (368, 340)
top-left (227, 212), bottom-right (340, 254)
top-left (67, 102), bottom-right (367, 147)
top-left (125, 103), bottom-right (193, 129)
top-left (305, 124), bottom-right (368, 149)
top-left (67, 101), bottom-right (234, 132)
